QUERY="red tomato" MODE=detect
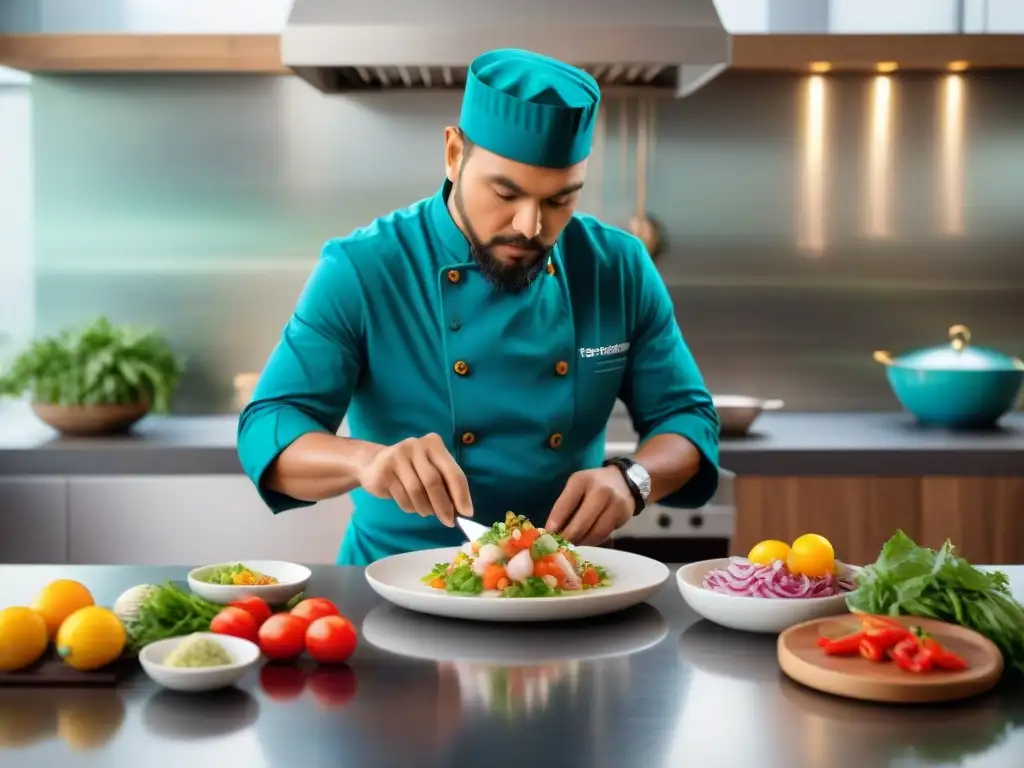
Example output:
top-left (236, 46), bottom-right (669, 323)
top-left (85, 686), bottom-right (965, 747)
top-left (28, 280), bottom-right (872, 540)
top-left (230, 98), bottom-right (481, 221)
top-left (259, 663), bottom-right (308, 700)
top-left (504, 528), bottom-right (541, 554)
top-left (305, 615), bottom-right (358, 664)
top-left (291, 598), bottom-right (339, 624)
top-left (228, 596), bottom-right (272, 627)
top-left (308, 666), bottom-right (358, 709)
top-left (210, 606), bottom-right (259, 643)
top-left (258, 613), bottom-right (307, 660)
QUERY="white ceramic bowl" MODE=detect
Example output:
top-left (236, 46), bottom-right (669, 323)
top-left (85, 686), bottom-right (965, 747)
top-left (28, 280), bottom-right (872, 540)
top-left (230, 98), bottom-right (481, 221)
top-left (676, 558), bottom-right (858, 634)
top-left (139, 633), bottom-right (262, 692)
top-left (187, 560), bottom-right (311, 606)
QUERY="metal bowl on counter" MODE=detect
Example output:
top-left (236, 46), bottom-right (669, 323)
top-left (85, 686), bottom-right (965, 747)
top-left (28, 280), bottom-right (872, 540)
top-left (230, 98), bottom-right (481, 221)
top-left (873, 324), bottom-right (1024, 428)
top-left (712, 395), bottom-right (784, 436)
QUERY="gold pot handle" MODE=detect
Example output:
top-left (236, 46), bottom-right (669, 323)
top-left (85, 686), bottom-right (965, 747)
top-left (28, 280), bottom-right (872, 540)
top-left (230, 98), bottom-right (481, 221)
top-left (949, 324), bottom-right (971, 352)
top-left (873, 350), bottom-right (893, 365)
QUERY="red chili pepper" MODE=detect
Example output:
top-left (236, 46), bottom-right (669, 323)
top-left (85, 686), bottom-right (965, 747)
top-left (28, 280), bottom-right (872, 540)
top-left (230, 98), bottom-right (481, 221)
top-left (920, 637), bottom-right (969, 671)
top-left (891, 637), bottom-right (933, 673)
top-left (859, 637), bottom-right (888, 662)
top-left (864, 627), bottom-right (913, 649)
top-left (818, 630), bottom-right (867, 655)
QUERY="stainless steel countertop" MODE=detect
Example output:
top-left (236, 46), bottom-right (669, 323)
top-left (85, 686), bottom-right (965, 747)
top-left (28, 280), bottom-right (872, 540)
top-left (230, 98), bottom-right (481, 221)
top-left (0, 563), bottom-right (1022, 767)
top-left (1, 402), bottom-right (1022, 476)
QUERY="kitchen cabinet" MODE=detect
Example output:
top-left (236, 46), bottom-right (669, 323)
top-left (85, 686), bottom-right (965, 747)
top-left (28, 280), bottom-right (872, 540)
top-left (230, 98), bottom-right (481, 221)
top-left (0, 67), bottom-right (33, 351)
top-left (734, 476), bottom-right (1024, 566)
top-left (0, 478), bottom-right (68, 563)
top-left (919, 478), bottom-right (1024, 565)
top-left (67, 477), bottom-right (352, 565)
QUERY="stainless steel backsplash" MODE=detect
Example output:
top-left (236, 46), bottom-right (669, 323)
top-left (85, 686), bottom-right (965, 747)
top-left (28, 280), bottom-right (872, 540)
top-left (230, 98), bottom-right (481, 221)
top-left (32, 71), bottom-right (1024, 413)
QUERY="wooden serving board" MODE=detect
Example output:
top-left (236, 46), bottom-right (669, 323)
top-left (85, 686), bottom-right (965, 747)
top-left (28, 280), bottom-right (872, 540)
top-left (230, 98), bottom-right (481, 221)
top-left (777, 616), bottom-right (1004, 704)
top-left (0, 650), bottom-right (137, 687)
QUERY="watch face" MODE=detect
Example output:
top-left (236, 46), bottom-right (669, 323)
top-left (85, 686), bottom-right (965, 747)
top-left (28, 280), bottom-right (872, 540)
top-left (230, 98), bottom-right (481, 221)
top-left (626, 463), bottom-right (652, 499)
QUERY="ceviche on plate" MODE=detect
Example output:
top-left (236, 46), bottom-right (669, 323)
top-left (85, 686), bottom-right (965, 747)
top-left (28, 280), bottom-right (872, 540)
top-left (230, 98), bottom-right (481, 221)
top-left (421, 513), bottom-right (611, 598)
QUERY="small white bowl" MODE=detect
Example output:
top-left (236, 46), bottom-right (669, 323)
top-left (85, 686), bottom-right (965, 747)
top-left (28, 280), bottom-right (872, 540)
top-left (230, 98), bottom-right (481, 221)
top-left (139, 633), bottom-right (262, 693)
top-left (186, 560), bottom-right (311, 606)
top-left (677, 558), bottom-right (858, 634)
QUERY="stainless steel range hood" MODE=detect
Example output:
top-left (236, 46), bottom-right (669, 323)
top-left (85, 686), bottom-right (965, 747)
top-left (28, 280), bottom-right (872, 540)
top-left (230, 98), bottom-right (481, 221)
top-left (281, 0), bottom-right (731, 97)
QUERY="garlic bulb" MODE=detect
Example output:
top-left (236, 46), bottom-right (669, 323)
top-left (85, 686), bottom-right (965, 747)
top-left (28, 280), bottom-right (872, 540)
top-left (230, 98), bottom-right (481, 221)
top-left (113, 584), bottom-right (157, 625)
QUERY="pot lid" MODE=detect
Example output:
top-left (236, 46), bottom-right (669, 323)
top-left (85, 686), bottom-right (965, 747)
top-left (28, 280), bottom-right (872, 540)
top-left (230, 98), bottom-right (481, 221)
top-left (877, 325), bottom-right (1024, 372)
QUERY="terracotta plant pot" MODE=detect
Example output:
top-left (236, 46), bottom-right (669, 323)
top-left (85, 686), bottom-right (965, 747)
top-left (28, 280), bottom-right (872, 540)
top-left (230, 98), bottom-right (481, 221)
top-left (32, 402), bottom-right (151, 437)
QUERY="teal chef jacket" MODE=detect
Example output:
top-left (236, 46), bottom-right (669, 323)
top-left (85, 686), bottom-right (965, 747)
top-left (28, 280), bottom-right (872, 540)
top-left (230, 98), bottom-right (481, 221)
top-left (237, 180), bottom-right (721, 566)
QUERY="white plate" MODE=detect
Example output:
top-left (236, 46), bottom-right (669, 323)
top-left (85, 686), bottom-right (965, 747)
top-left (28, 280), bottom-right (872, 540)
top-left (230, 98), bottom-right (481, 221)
top-left (676, 558), bottom-right (858, 634)
top-left (139, 633), bottom-right (262, 693)
top-left (364, 546), bottom-right (670, 622)
top-left (362, 601), bottom-right (668, 665)
top-left (187, 560), bottom-right (311, 606)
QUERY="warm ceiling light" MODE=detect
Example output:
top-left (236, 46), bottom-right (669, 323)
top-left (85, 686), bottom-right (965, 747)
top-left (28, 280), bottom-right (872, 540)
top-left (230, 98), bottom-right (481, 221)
top-left (876, 61), bottom-right (899, 73)
top-left (809, 61), bottom-right (832, 73)
top-left (948, 60), bottom-right (969, 72)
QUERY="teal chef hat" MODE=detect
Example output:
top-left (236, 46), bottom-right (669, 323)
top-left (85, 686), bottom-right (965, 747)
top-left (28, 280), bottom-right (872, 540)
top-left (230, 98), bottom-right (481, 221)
top-left (459, 49), bottom-right (601, 169)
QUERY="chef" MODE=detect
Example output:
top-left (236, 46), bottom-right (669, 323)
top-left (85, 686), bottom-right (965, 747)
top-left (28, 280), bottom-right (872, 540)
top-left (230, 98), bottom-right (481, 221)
top-left (237, 48), bottom-right (721, 566)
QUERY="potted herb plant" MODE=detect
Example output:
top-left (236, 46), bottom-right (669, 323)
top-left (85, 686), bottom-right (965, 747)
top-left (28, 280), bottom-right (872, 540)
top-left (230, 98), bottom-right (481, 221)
top-left (0, 316), bottom-right (185, 436)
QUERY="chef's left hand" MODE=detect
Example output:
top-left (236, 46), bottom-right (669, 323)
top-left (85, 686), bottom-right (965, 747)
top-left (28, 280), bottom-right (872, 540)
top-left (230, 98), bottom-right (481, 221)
top-left (544, 467), bottom-right (634, 545)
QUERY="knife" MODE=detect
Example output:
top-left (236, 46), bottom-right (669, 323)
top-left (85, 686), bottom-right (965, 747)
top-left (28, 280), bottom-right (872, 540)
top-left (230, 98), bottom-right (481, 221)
top-left (455, 516), bottom-right (490, 542)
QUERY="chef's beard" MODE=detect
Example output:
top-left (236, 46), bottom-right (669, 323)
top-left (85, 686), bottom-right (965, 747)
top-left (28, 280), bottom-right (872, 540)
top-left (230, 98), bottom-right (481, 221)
top-left (453, 177), bottom-right (551, 294)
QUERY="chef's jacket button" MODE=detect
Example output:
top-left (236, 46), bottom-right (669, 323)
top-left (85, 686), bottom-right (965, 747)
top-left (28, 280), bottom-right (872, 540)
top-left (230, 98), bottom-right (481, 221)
top-left (555, 360), bottom-right (569, 376)
top-left (461, 432), bottom-right (476, 445)
top-left (450, 320), bottom-right (461, 332)
top-left (447, 269), bottom-right (461, 283)
top-left (547, 262), bottom-right (556, 276)
top-left (548, 433), bottom-right (563, 449)
top-left (453, 360), bottom-right (470, 376)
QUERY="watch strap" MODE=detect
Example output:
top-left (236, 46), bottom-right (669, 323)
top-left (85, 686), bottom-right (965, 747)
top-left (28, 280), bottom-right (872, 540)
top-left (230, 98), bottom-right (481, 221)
top-left (602, 457), bottom-right (646, 516)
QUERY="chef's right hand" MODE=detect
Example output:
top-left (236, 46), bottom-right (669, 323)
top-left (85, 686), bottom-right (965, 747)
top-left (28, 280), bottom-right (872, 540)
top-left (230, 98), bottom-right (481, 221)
top-left (358, 433), bottom-right (473, 527)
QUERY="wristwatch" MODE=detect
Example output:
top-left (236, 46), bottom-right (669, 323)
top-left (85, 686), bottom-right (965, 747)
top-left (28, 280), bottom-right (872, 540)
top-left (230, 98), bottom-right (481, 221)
top-left (602, 456), bottom-right (652, 516)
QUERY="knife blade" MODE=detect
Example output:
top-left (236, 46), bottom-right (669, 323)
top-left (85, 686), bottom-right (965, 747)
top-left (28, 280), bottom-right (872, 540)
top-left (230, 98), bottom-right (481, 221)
top-left (455, 516), bottom-right (490, 542)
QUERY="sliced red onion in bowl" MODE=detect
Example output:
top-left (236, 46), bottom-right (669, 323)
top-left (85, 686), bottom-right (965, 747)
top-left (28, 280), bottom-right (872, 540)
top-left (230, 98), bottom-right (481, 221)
top-left (701, 557), bottom-right (856, 599)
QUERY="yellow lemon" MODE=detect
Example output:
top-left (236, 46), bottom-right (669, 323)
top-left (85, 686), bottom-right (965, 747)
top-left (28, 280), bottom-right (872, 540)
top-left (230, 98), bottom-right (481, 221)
top-left (33, 580), bottom-right (94, 639)
top-left (787, 533), bottom-right (836, 578)
top-left (55, 607), bottom-right (126, 672)
top-left (747, 539), bottom-right (792, 566)
top-left (0, 607), bottom-right (49, 672)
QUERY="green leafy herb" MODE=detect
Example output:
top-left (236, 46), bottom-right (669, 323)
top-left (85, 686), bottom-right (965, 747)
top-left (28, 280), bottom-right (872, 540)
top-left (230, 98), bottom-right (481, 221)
top-left (444, 563), bottom-right (483, 595)
top-left (420, 562), bottom-right (449, 584)
top-left (0, 316), bottom-right (185, 412)
top-left (502, 577), bottom-right (560, 598)
top-left (475, 523), bottom-right (505, 547)
top-left (549, 531), bottom-right (573, 549)
top-left (126, 581), bottom-right (222, 652)
top-left (847, 530), bottom-right (1024, 673)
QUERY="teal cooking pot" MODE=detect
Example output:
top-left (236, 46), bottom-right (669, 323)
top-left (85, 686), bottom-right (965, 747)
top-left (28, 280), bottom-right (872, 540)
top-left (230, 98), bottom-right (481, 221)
top-left (873, 325), bottom-right (1024, 428)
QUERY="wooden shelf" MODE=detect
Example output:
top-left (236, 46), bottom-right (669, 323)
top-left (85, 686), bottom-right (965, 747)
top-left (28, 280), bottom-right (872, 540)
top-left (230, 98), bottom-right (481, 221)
top-left (0, 34), bottom-right (289, 74)
top-left (1, 32), bottom-right (1020, 77)
top-left (731, 33), bottom-right (1024, 72)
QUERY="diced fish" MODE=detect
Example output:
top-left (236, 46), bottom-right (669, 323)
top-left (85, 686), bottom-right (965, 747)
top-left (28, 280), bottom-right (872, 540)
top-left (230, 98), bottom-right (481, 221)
top-left (506, 549), bottom-right (534, 583)
top-left (472, 544), bottom-right (504, 575)
top-left (553, 552), bottom-right (581, 590)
